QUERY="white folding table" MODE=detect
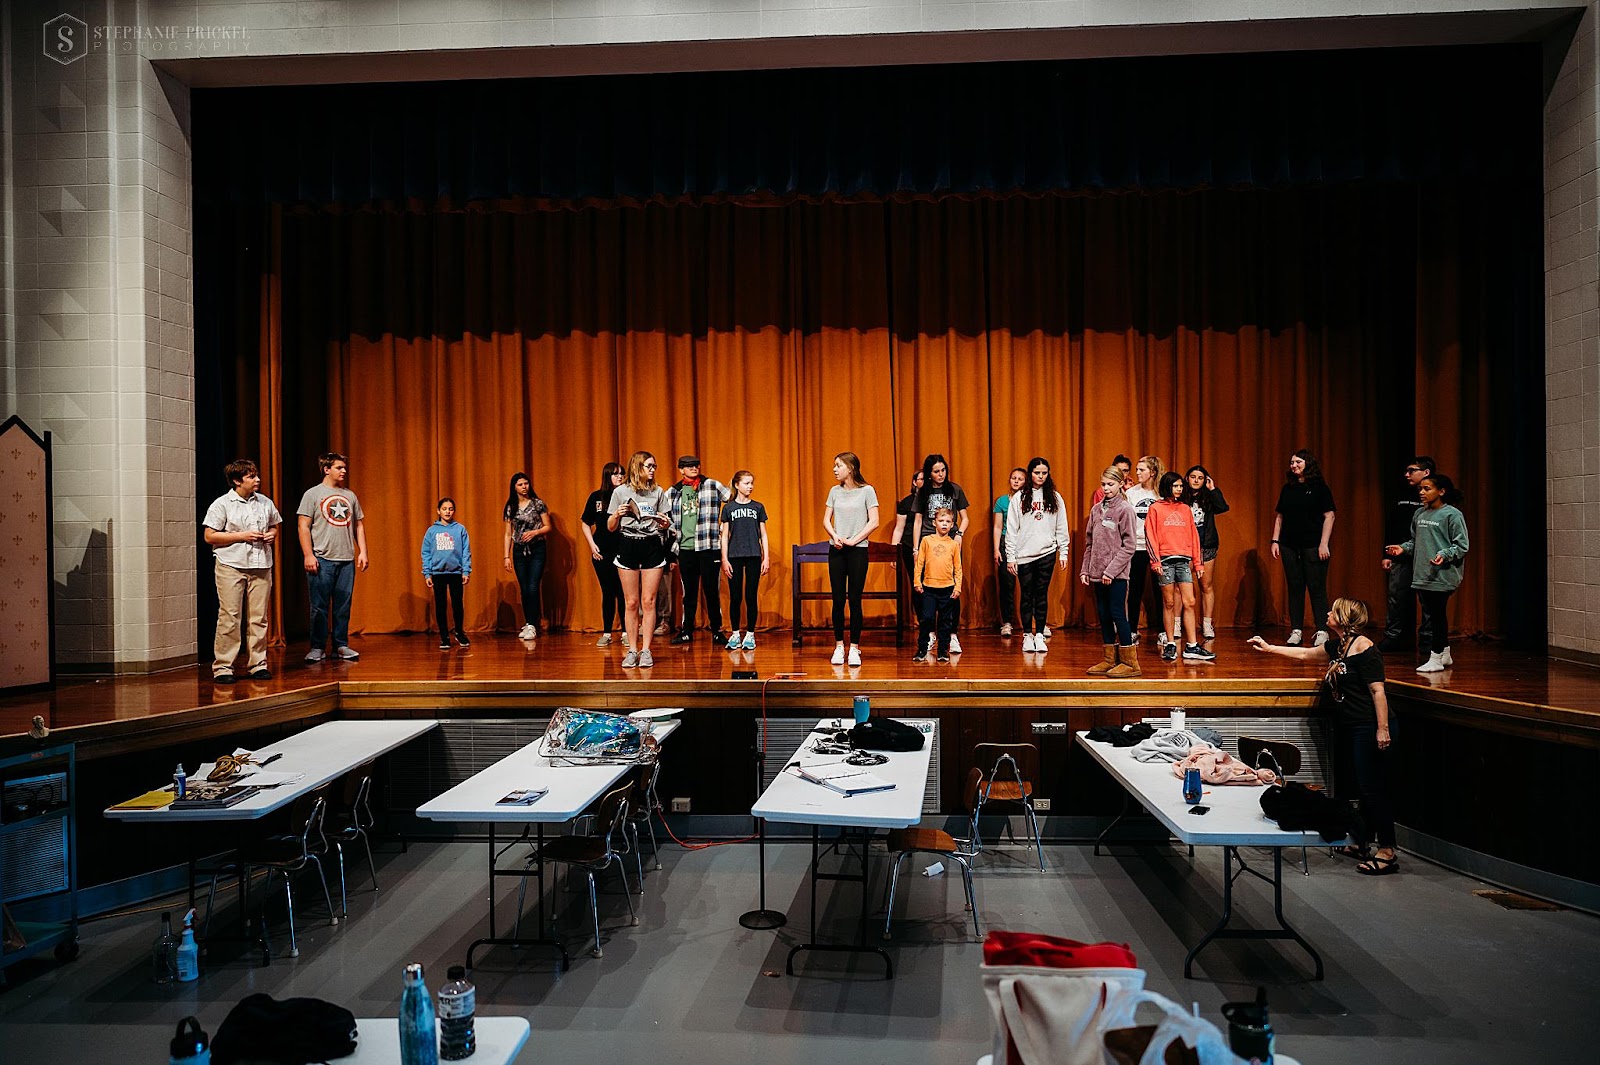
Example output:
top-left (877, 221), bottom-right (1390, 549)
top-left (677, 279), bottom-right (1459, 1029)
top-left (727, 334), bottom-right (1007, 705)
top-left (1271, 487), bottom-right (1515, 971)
top-left (1076, 731), bottom-right (1344, 979)
top-left (344, 1016), bottom-right (529, 1064)
top-left (416, 719), bottom-right (679, 972)
top-left (104, 720), bottom-right (440, 824)
top-left (103, 720), bottom-right (439, 961)
top-left (751, 717), bottom-right (936, 979)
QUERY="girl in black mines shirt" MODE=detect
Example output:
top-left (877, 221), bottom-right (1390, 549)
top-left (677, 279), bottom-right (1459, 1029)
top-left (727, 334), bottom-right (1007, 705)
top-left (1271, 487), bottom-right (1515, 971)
top-left (581, 462), bottom-right (626, 646)
top-left (1249, 597), bottom-right (1397, 876)
top-left (1183, 464), bottom-right (1230, 639)
top-left (1270, 448), bottom-right (1336, 648)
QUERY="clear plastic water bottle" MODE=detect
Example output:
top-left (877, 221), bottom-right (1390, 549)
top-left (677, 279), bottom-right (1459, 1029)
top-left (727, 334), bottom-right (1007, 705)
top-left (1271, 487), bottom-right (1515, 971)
top-left (151, 912), bottom-right (178, 984)
top-left (437, 964), bottom-right (476, 1059)
top-left (399, 962), bottom-right (439, 1065)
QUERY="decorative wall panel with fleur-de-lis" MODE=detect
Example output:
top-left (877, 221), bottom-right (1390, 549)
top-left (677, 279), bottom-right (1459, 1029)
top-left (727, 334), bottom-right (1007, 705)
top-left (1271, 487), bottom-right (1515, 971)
top-left (0, 418), bottom-right (52, 690)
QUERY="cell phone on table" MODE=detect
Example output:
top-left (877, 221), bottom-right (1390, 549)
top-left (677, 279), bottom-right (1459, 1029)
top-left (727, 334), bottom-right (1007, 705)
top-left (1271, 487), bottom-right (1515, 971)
top-left (1187, 805), bottom-right (1210, 815)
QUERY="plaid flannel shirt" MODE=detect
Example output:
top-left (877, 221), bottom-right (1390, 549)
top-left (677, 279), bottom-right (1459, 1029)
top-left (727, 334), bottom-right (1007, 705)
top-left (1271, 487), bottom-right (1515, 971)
top-left (668, 478), bottom-right (731, 553)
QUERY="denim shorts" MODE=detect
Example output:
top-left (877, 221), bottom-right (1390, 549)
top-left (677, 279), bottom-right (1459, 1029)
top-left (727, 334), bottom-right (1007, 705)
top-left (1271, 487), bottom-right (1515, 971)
top-left (1157, 556), bottom-right (1193, 586)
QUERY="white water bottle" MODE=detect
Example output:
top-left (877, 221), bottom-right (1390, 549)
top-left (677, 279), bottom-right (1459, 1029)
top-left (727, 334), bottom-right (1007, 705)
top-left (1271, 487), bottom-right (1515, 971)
top-left (175, 909), bottom-right (199, 982)
top-left (173, 763), bottom-right (187, 799)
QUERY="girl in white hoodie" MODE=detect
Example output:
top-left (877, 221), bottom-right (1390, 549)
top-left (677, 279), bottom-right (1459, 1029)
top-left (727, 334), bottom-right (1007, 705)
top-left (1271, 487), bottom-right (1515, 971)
top-left (1005, 457), bottom-right (1071, 653)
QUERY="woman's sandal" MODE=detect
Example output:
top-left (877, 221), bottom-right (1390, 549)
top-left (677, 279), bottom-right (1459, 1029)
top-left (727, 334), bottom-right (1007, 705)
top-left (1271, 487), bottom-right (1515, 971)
top-left (1333, 844), bottom-right (1370, 861)
top-left (1356, 854), bottom-right (1399, 876)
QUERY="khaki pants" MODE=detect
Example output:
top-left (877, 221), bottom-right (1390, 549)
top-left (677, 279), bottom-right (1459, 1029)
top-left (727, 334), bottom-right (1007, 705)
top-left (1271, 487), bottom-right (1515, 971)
top-left (214, 559), bottom-right (272, 676)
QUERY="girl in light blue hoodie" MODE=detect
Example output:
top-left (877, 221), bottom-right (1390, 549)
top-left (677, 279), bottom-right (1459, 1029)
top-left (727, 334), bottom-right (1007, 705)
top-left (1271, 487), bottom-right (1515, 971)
top-left (421, 497), bottom-right (473, 650)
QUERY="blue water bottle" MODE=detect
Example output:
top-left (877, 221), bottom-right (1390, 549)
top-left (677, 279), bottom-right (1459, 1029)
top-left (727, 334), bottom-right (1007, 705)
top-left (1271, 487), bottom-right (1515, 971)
top-left (169, 1017), bottom-right (210, 1065)
top-left (1183, 767), bottom-right (1203, 805)
top-left (399, 962), bottom-right (439, 1065)
top-left (853, 695), bottom-right (871, 725)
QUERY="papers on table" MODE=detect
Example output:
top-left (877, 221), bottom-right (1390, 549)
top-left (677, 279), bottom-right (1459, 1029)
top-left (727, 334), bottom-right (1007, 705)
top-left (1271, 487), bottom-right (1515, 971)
top-left (192, 761), bottom-right (304, 788)
top-left (110, 788), bottom-right (176, 811)
top-left (790, 761), bottom-right (897, 797)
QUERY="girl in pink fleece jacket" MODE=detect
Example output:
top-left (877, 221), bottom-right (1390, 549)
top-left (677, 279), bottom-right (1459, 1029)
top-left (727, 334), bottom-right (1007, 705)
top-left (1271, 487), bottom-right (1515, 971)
top-left (1146, 472), bottom-right (1213, 662)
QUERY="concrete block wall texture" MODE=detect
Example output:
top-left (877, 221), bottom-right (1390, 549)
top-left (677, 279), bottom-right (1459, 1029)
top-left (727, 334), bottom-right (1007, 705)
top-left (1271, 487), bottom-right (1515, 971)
top-left (3, 0), bottom-right (195, 671)
top-left (1545, 3), bottom-right (1600, 659)
top-left (2, 0), bottom-right (1596, 669)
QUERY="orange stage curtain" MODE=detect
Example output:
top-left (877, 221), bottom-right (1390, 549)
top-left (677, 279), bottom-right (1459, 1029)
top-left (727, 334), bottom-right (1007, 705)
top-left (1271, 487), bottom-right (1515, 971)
top-left (262, 187), bottom-right (1504, 641)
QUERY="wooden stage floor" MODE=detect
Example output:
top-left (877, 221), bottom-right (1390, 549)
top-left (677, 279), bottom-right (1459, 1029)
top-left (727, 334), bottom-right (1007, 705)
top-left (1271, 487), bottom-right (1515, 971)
top-left (4, 627), bottom-right (1597, 749)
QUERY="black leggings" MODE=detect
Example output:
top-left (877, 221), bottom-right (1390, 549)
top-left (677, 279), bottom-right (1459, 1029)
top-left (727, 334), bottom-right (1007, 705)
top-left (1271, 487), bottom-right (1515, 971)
top-left (431, 575), bottom-right (464, 636)
top-left (591, 556), bottom-right (623, 630)
top-left (727, 557), bottom-right (761, 630)
top-left (1016, 555), bottom-right (1054, 634)
top-left (1339, 724), bottom-right (1396, 849)
top-left (1281, 546), bottom-right (1331, 633)
top-left (1127, 551), bottom-right (1150, 632)
top-left (829, 544), bottom-right (869, 643)
top-left (1417, 589), bottom-right (1452, 654)
top-left (997, 539), bottom-right (1016, 626)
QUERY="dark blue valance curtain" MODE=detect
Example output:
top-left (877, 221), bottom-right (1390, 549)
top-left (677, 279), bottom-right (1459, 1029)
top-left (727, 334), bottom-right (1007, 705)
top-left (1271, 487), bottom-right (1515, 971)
top-left (193, 45), bottom-right (1541, 207)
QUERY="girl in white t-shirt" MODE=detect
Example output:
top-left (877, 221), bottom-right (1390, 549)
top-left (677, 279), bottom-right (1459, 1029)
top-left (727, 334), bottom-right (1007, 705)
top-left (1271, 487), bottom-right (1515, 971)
top-left (1125, 455), bottom-right (1163, 642)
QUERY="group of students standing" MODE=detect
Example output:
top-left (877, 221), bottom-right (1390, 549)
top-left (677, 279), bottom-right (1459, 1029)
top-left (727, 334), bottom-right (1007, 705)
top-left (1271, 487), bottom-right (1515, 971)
top-left (199, 443), bottom-right (1469, 679)
top-left (415, 445), bottom-right (1470, 676)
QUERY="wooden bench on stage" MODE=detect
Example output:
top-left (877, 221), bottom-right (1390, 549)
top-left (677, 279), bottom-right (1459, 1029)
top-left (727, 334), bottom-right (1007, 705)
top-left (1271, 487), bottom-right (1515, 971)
top-left (790, 541), bottom-right (906, 647)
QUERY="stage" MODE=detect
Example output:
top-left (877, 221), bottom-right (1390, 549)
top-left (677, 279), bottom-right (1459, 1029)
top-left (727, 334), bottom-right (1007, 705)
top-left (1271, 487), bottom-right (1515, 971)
top-left (3, 627), bottom-right (1595, 758)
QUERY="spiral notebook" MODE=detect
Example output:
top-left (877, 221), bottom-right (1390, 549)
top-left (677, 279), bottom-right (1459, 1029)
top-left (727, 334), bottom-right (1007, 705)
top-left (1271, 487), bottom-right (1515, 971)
top-left (792, 763), bottom-right (897, 796)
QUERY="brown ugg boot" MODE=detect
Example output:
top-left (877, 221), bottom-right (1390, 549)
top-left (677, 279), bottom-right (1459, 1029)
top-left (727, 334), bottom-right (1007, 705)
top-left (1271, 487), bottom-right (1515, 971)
top-left (1107, 642), bottom-right (1142, 678)
top-left (1085, 644), bottom-right (1117, 675)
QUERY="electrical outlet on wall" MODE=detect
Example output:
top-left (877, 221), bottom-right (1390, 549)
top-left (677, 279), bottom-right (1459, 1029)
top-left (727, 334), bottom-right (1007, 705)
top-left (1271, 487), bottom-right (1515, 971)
top-left (1034, 798), bottom-right (1052, 812)
top-left (671, 797), bottom-right (691, 813)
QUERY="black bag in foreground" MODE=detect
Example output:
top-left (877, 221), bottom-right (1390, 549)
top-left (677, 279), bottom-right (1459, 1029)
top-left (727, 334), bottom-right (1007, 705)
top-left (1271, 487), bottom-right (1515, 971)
top-left (850, 716), bottom-right (926, 752)
top-left (211, 993), bottom-right (359, 1064)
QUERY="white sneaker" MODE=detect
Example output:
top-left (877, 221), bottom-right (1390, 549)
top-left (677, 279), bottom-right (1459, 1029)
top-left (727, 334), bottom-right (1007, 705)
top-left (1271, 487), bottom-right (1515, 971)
top-left (1022, 634), bottom-right (1037, 652)
top-left (1034, 636), bottom-right (1047, 655)
top-left (1202, 619), bottom-right (1216, 639)
top-left (726, 631), bottom-right (742, 650)
top-left (596, 633), bottom-right (612, 647)
top-left (1417, 652), bottom-right (1447, 673)
top-left (1312, 630), bottom-right (1329, 647)
top-left (638, 649), bottom-right (654, 668)
top-left (1440, 647), bottom-right (1453, 667)
top-left (949, 634), bottom-right (962, 655)
top-left (1000, 622), bottom-right (1013, 637)
top-left (831, 643), bottom-right (846, 666)
top-left (846, 646), bottom-right (862, 667)
top-left (518, 623), bottom-right (536, 639)
top-left (1286, 629), bottom-right (1304, 646)
top-left (1042, 626), bottom-right (1052, 639)
top-left (1157, 632), bottom-right (1169, 649)
top-left (1173, 620), bottom-right (1183, 641)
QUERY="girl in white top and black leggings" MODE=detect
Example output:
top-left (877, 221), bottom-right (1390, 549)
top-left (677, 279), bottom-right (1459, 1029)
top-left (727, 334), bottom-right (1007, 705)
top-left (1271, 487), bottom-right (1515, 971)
top-left (823, 451), bottom-right (880, 667)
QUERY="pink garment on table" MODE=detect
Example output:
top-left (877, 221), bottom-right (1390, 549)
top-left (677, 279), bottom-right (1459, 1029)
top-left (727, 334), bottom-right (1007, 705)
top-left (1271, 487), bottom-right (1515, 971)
top-left (1171, 745), bottom-right (1278, 786)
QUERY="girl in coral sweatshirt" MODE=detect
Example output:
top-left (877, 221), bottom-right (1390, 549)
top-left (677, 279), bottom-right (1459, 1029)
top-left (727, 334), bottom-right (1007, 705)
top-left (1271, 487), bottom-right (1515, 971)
top-left (1145, 472), bottom-right (1213, 663)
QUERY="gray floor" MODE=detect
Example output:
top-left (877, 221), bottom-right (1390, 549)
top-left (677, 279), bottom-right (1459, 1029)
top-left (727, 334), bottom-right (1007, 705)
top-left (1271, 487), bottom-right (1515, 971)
top-left (2, 834), bottom-right (1596, 1064)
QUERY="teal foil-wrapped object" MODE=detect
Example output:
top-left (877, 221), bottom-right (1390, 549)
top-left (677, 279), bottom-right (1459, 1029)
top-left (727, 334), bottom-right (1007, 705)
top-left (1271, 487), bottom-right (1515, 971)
top-left (541, 707), bottom-right (658, 764)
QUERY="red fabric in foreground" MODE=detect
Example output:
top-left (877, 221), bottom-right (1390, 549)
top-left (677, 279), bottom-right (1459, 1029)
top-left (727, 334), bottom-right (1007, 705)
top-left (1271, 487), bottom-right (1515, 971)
top-left (983, 930), bottom-right (1138, 969)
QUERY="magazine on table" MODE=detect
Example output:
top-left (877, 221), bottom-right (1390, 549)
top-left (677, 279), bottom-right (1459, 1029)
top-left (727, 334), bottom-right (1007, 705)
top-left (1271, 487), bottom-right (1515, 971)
top-left (497, 788), bottom-right (549, 806)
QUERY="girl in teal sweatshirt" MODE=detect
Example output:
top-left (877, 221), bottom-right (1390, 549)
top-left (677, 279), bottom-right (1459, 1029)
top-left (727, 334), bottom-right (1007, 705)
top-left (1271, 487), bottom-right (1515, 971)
top-left (1385, 474), bottom-right (1468, 673)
